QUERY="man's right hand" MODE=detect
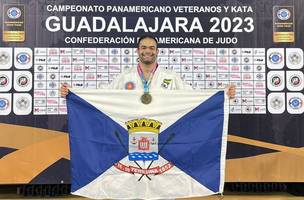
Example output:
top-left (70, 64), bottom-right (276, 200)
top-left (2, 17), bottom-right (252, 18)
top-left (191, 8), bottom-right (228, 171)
top-left (60, 83), bottom-right (70, 98)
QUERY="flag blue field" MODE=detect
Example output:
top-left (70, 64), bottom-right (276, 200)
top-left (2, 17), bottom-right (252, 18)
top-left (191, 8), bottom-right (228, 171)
top-left (67, 89), bottom-right (229, 199)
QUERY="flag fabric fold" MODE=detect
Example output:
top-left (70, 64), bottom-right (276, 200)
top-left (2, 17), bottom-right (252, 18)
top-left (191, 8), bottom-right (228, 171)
top-left (67, 89), bottom-right (229, 199)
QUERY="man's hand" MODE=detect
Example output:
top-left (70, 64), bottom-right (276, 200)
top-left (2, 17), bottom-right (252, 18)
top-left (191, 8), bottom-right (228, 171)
top-left (226, 85), bottom-right (236, 99)
top-left (60, 83), bottom-right (70, 98)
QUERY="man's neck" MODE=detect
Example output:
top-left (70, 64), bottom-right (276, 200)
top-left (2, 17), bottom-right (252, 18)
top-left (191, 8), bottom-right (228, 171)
top-left (140, 63), bottom-right (157, 80)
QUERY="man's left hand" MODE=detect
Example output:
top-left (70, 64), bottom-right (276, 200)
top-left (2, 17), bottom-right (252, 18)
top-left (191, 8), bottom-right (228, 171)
top-left (226, 85), bottom-right (236, 99)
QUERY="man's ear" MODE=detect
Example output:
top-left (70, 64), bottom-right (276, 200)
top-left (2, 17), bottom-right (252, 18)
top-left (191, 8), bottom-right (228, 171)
top-left (136, 48), bottom-right (140, 56)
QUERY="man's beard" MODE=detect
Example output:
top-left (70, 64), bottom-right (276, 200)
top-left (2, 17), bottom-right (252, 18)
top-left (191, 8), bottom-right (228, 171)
top-left (140, 53), bottom-right (156, 65)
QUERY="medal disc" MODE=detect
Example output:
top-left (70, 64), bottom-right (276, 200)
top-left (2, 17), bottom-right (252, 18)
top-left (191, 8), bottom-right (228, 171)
top-left (141, 93), bottom-right (152, 104)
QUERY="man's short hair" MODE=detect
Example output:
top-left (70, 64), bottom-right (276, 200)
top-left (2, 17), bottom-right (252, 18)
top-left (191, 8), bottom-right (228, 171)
top-left (137, 35), bottom-right (158, 49)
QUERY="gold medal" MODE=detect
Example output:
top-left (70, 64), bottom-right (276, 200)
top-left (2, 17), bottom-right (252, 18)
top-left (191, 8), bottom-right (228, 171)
top-left (137, 64), bottom-right (158, 105)
top-left (141, 93), bottom-right (152, 104)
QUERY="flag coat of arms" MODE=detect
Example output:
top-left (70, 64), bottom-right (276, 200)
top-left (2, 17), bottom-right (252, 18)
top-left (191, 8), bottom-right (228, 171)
top-left (67, 89), bottom-right (229, 199)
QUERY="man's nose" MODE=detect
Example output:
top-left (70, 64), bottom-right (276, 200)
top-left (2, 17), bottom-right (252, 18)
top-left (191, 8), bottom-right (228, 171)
top-left (144, 49), bottom-right (153, 54)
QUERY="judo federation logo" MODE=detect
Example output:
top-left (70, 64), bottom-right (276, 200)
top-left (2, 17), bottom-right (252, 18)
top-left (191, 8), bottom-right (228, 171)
top-left (126, 118), bottom-right (161, 161)
top-left (7, 7), bottom-right (21, 19)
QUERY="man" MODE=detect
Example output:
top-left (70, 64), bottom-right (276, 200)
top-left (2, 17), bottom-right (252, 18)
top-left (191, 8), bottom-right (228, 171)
top-left (61, 36), bottom-right (236, 97)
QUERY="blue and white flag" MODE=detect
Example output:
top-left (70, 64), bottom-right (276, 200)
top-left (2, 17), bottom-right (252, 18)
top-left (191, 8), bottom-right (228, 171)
top-left (67, 89), bottom-right (229, 199)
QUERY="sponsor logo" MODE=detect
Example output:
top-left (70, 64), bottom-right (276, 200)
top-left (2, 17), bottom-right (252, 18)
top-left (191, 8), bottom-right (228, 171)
top-left (230, 66), bottom-right (240, 71)
top-left (85, 57), bottom-right (96, 63)
top-left (242, 49), bottom-right (252, 55)
top-left (47, 107), bottom-right (58, 113)
top-left (288, 52), bottom-right (301, 65)
top-left (36, 73), bottom-right (44, 80)
top-left (184, 65), bottom-right (190, 71)
top-left (17, 75), bottom-right (29, 87)
top-left (181, 49), bottom-right (192, 55)
top-left (256, 73), bottom-right (264, 80)
top-left (231, 57), bottom-right (238, 63)
top-left (34, 99), bottom-right (46, 105)
top-left (207, 81), bottom-right (215, 87)
top-left (49, 73), bottom-right (56, 80)
top-left (242, 73), bottom-right (252, 80)
top-left (16, 52), bottom-right (30, 64)
top-left (277, 8), bottom-right (290, 20)
top-left (243, 57), bottom-right (250, 63)
top-left (270, 96), bottom-right (283, 110)
top-left (34, 90), bottom-right (46, 97)
top-left (7, 7), bottom-right (21, 19)
top-left (232, 98), bottom-right (239, 105)
top-left (196, 73), bottom-right (203, 79)
top-left (36, 82), bottom-right (44, 88)
top-left (206, 48), bottom-right (216, 55)
top-left (16, 96), bottom-right (30, 110)
top-left (255, 98), bottom-right (266, 104)
top-left (271, 75), bottom-right (282, 87)
top-left (123, 57), bottom-right (131, 63)
top-left (218, 66), bottom-right (229, 71)
top-left (33, 107), bottom-right (46, 114)
top-left (111, 49), bottom-right (119, 55)
top-left (60, 74), bottom-right (71, 80)
top-left (289, 74), bottom-right (301, 87)
top-left (37, 65), bottom-right (44, 71)
top-left (35, 57), bottom-right (46, 63)
top-left (47, 99), bottom-right (58, 105)
top-left (255, 82), bottom-right (266, 88)
top-left (35, 48), bottom-right (46, 54)
top-left (98, 49), bottom-right (107, 55)
top-left (269, 52), bottom-right (282, 64)
top-left (205, 65), bottom-right (216, 71)
top-left (60, 57), bottom-right (71, 64)
top-left (245, 106), bottom-right (253, 113)
top-left (171, 57), bottom-right (179, 63)
top-left (111, 57), bottom-right (119, 63)
top-left (48, 82), bottom-right (57, 89)
top-left (255, 58), bottom-right (265, 63)
top-left (218, 49), bottom-right (227, 55)
top-left (85, 73), bottom-right (96, 80)
top-left (289, 97), bottom-right (302, 109)
top-left (0, 51), bottom-right (10, 65)
top-left (0, 75), bottom-right (9, 87)
top-left (242, 65), bottom-right (251, 71)
top-left (124, 49), bottom-right (130, 55)
top-left (256, 65), bottom-right (263, 71)
top-left (218, 57), bottom-right (228, 64)
top-left (72, 65), bottom-right (83, 72)
top-left (159, 49), bottom-right (168, 54)
top-left (254, 49), bottom-right (265, 55)
top-left (72, 49), bottom-right (84, 55)
top-left (0, 98), bottom-right (9, 110)
top-left (84, 49), bottom-right (96, 54)
top-left (49, 90), bottom-right (57, 97)
top-left (231, 49), bottom-right (238, 55)
top-left (48, 48), bottom-right (59, 55)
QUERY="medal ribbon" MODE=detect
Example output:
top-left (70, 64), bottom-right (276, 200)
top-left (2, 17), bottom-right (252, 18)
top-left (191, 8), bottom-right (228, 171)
top-left (137, 64), bottom-right (158, 93)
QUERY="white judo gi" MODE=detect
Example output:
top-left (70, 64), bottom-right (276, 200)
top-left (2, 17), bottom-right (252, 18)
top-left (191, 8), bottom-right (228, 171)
top-left (108, 66), bottom-right (192, 90)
